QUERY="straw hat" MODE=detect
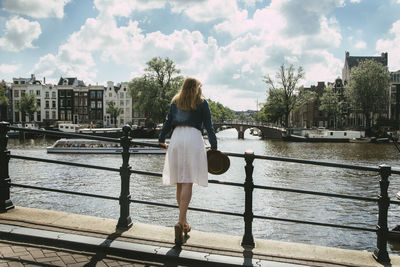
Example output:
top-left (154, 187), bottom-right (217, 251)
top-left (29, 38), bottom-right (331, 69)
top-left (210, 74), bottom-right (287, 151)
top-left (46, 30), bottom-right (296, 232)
top-left (207, 149), bottom-right (230, 175)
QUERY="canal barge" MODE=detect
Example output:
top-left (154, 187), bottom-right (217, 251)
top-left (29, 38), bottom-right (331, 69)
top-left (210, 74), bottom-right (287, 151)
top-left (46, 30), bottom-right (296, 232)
top-left (283, 128), bottom-right (365, 142)
top-left (47, 138), bottom-right (165, 154)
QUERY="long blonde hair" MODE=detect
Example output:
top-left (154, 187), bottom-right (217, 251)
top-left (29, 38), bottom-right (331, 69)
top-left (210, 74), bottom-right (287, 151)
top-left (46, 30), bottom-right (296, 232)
top-left (172, 77), bottom-right (204, 111)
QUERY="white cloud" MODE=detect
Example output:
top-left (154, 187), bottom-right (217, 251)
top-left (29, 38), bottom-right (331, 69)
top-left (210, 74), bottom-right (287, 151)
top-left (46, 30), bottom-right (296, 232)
top-left (376, 20), bottom-right (400, 71)
top-left (31, 0), bottom-right (347, 110)
top-left (0, 16), bottom-right (41, 51)
top-left (2, 0), bottom-right (71, 19)
top-left (94, 0), bottom-right (166, 17)
top-left (354, 40), bottom-right (366, 49)
top-left (350, 0), bottom-right (361, 3)
top-left (0, 64), bottom-right (20, 74)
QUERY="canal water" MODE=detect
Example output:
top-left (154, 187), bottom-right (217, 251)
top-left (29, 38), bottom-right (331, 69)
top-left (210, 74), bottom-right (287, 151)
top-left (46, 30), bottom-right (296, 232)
top-left (6, 128), bottom-right (400, 254)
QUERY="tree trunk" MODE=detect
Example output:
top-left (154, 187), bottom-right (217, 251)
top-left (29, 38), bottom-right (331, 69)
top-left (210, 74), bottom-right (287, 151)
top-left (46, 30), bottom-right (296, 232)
top-left (365, 113), bottom-right (371, 129)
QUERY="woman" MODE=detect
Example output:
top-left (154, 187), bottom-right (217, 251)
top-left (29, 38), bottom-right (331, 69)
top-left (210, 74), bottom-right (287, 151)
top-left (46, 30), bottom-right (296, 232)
top-left (158, 77), bottom-right (217, 245)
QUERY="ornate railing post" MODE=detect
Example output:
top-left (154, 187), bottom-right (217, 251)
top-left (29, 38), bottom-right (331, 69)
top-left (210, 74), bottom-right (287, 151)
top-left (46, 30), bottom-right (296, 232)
top-left (0, 122), bottom-right (14, 213)
top-left (373, 164), bottom-right (391, 263)
top-left (117, 125), bottom-right (133, 229)
top-left (241, 150), bottom-right (255, 248)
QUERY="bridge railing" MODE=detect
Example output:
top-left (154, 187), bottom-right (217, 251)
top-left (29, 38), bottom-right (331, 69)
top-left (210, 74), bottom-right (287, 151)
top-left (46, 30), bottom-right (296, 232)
top-left (0, 121), bottom-right (398, 264)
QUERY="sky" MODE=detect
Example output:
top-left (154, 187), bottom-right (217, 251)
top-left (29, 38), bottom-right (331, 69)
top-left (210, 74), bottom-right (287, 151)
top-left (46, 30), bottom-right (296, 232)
top-left (1, 0), bottom-right (400, 111)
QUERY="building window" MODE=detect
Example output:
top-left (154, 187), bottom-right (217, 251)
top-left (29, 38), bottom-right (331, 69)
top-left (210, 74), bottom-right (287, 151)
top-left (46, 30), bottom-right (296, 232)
top-left (60, 91), bottom-right (65, 97)
top-left (97, 101), bottom-right (102, 108)
top-left (97, 91), bottom-right (102, 98)
top-left (52, 101), bottom-right (56, 108)
top-left (52, 111), bottom-right (56, 119)
top-left (52, 91), bottom-right (56, 98)
top-left (90, 91), bottom-right (96, 99)
top-left (45, 92), bottom-right (49, 98)
top-left (45, 111), bottom-right (50, 119)
top-left (91, 101), bottom-right (96, 108)
top-left (36, 90), bottom-right (40, 96)
top-left (120, 100), bottom-right (124, 106)
top-left (120, 92), bottom-right (124, 98)
top-left (46, 101), bottom-right (49, 108)
top-left (67, 91), bottom-right (72, 97)
top-left (14, 90), bottom-right (19, 97)
top-left (109, 93), bottom-right (112, 97)
top-left (29, 90), bottom-right (34, 95)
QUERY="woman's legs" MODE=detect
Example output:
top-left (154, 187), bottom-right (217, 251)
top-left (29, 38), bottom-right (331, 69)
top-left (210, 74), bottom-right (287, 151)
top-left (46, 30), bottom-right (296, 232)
top-left (176, 183), bottom-right (193, 225)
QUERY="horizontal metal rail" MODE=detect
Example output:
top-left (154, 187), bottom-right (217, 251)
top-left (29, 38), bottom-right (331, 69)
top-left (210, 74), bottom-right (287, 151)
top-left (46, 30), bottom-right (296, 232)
top-left (10, 155), bottom-right (120, 172)
top-left (253, 214), bottom-right (376, 232)
top-left (8, 126), bottom-right (163, 148)
top-left (10, 183), bottom-right (118, 201)
top-left (9, 126), bottom-right (120, 143)
top-left (10, 182), bottom-right (377, 232)
top-left (11, 154), bottom-right (400, 205)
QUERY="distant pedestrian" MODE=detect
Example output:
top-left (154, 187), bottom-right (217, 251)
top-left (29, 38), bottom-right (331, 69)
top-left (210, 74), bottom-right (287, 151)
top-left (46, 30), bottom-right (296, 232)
top-left (158, 77), bottom-right (217, 245)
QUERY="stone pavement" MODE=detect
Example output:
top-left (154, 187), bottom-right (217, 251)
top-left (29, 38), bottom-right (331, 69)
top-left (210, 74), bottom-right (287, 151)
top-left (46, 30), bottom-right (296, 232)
top-left (0, 239), bottom-right (163, 266)
top-left (1, 206), bottom-right (400, 267)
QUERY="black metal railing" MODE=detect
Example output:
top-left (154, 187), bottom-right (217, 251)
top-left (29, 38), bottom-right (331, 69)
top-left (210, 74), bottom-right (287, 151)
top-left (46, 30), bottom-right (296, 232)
top-left (0, 121), bottom-right (399, 263)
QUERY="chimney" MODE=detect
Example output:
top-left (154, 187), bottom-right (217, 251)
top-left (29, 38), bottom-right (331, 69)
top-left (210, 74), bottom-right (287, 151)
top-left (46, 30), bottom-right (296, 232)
top-left (43, 77), bottom-right (46, 84)
top-left (345, 51), bottom-right (349, 58)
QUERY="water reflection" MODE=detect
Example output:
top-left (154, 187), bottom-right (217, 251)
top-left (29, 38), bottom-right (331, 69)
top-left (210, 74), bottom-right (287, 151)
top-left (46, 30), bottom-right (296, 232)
top-left (7, 128), bottom-right (400, 254)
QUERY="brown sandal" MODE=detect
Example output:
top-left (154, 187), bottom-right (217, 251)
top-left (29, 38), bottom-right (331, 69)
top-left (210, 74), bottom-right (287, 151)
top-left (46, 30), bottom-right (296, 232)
top-left (174, 223), bottom-right (183, 244)
top-left (183, 223), bottom-right (191, 235)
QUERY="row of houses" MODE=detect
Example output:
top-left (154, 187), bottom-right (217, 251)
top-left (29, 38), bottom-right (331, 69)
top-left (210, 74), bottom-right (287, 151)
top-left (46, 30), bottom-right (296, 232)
top-left (291, 51), bottom-right (400, 130)
top-left (0, 75), bottom-right (147, 128)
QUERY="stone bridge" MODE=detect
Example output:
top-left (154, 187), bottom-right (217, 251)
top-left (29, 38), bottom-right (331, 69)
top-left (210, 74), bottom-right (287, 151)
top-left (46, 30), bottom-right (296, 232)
top-left (213, 120), bottom-right (286, 139)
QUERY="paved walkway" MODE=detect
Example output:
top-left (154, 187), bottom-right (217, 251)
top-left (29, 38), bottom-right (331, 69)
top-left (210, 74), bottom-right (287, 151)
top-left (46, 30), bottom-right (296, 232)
top-left (1, 206), bottom-right (400, 266)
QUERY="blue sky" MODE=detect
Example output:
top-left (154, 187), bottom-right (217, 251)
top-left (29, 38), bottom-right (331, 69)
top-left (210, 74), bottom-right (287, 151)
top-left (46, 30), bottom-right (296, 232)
top-left (1, 0), bottom-right (400, 111)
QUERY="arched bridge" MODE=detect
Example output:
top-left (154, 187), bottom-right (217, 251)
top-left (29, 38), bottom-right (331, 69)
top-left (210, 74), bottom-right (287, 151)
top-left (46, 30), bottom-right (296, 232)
top-left (213, 120), bottom-right (286, 139)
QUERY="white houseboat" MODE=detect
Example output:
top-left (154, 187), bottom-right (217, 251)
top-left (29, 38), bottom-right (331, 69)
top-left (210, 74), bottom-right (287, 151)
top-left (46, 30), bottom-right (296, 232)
top-left (47, 139), bottom-right (165, 154)
top-left (284, 128), bottom-right (365, 142)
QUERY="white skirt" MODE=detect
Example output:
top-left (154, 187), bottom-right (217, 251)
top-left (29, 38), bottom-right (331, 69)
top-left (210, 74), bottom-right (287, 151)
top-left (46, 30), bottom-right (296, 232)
top-left (162, 126), bottom-right (208, 186)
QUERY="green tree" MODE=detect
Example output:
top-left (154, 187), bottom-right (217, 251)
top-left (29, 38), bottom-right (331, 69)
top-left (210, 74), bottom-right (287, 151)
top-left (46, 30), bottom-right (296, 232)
top-left (0, 85), bottom-right (9, 106)
top-left (128, 57), bottom-right (184, 124)
top-left (208, 99), bottom-right (236, 122)
top-left (16, 93), bottom-right (39, 122)
top-left (345, 59), bottom-right (391, 128)
top-left (106, 101), bottom-right (123, 127)
top-left (319, 86), bottom-right (342, 129)
top-left (262, 87), bottom-right (286, 125)
top-left (0, 85), bottom-right (9, 120)
top-left (263, 64), bottom-right (305, 127)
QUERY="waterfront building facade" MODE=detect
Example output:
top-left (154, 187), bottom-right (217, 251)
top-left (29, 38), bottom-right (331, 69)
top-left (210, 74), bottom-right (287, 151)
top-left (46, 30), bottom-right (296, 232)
top-left (11, 74), bottom-right (42, 124)
top-left (104, 81), bottom-right (132, 127)
top-left (88, 85), bottom-right (104, 126)
top-left (341, 51), bottom-right (390, 129)
top-left (42, 84), bottom-right (58, 127)
top-left (390, 70), bottom-right (400, 124)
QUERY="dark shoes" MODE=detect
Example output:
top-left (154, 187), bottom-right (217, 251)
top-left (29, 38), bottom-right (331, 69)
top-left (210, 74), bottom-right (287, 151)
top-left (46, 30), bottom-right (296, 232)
top-left (174, 223), bottom-right (183, 244)
top-left (174, 222), bottom-right (191, 245)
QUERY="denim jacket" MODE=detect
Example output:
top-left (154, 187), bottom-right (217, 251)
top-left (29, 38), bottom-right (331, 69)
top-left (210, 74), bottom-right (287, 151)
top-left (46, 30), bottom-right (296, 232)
top-left (158, 99), bottom-right (217, 149)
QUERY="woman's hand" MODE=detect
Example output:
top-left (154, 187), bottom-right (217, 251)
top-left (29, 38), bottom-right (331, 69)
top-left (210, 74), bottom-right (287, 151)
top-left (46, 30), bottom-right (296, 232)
top-left (159, 142), bottom-right (168, 150)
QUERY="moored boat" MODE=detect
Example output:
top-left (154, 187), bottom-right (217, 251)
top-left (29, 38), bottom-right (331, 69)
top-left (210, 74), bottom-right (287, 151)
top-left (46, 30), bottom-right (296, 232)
top-left (46, 138), bottom-right (165, 154)
top-left (283, 128), bottom-right (365, 142)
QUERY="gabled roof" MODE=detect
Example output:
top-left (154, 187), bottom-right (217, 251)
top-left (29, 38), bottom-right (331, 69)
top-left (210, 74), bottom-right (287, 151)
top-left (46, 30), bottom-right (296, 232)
top-left (57, 77), bottom-right (79, 86)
